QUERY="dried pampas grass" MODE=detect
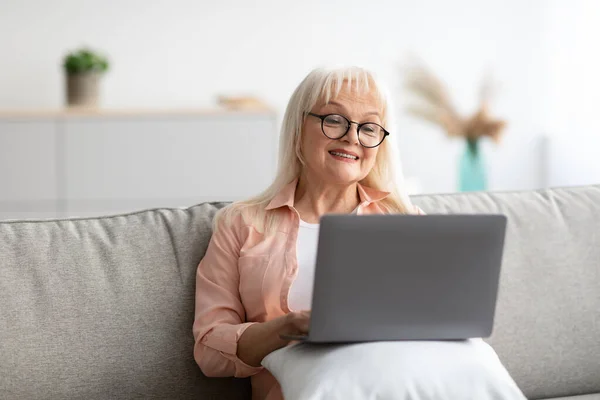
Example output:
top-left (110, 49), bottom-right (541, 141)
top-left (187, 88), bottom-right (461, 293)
top-left (402, 58), bottom-right (506, 144)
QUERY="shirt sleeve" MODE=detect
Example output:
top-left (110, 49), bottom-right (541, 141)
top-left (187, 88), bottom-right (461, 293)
top-left (192, 213), bottom-right (264, 378)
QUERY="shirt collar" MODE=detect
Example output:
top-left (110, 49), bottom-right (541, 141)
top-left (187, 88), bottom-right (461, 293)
top-left (265, 178), bottom-right (390, 211)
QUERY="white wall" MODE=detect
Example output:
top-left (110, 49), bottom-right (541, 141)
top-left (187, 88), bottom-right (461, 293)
top-left (541, 0), bottom-right (600, 188)
top-left (2, 0), bottom-right (593, 194)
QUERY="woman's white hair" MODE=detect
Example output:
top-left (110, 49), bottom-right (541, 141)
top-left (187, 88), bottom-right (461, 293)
top-left (215, 66), bottom-right (416, 233)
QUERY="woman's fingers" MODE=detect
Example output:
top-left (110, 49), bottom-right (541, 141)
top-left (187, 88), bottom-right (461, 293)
top-left (294, 310), bottom-right (311, 333)
top-left (281, 310), bottom-right (312, 337)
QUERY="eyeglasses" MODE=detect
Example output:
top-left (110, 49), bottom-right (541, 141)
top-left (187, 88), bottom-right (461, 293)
top-left (306, 112), bottom-right (389, 148)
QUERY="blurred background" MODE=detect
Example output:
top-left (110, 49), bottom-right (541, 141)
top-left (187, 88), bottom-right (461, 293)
top-left (1, 0), bottom-right (599, 219)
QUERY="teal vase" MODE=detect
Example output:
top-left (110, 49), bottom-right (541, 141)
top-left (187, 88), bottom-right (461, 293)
top-left (459, 139), bottom-right (487, 192)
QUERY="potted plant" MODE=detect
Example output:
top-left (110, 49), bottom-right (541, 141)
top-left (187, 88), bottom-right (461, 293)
top-left (403, 59), bottom-right (507, 192)
top-left (63, 48), bottom-right (109, 107)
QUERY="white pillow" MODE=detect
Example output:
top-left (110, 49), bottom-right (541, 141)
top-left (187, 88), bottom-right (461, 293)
top-left (262, 339), bottom-right (525, 400)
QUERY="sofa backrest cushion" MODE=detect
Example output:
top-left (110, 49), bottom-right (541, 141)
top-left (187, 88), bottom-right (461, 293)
top-left (0, 203), bottom-right (248, 399)
top-left (411, 185), bottom-right (600, 399)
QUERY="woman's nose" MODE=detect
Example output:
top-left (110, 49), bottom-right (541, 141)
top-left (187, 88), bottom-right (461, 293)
top-left (342, 123), bottom-right (360, 145)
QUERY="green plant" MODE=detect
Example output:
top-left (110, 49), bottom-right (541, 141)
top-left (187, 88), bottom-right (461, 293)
top-left (63, 48), bottom-right (109, 75)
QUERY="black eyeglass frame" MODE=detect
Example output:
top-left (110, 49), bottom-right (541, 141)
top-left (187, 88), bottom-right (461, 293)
top-left (306, 112), bottom-right (390, 148)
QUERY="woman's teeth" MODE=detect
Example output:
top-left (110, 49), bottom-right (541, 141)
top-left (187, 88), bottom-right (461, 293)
top-left (329, 151), bottom-right (357, 160)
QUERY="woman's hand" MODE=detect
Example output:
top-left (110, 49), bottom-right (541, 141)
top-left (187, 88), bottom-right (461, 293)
top-left (279, 310), bottom-right (311, 338)
top-left (237, 310), bottom-right (311, 367)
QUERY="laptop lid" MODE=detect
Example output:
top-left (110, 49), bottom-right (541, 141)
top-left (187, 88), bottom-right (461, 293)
top-left (308, 214), bottom-right (507, 343)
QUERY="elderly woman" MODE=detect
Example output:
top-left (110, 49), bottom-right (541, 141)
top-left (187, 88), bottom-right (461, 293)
top-left (193, 66), bottom-right (424, 400)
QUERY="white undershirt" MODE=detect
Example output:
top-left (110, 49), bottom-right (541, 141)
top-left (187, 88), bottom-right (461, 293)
top-left (288, 219), bottom-right (320, 311)
top-left (288, 207), bottom-right (359, 311)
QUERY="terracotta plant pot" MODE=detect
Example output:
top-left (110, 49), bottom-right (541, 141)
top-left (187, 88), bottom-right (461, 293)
top-left (66, 72), bottom-right (100, 107)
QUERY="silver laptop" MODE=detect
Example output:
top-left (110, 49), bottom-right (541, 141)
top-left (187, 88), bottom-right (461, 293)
top-left (281, 213), bottom-right (507, 343)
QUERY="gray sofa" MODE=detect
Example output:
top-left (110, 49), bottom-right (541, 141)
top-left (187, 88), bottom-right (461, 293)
top-left (1, 185), bottom-right (599, 399)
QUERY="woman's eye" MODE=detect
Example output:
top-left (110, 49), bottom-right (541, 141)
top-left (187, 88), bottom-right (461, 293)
top-left (324, 116), bottom-right (343, 125)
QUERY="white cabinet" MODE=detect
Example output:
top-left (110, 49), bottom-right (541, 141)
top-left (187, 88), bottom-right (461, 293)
top-left (0, 109), bottom-right (278, 219)
top-left (0, 120), bottom-right (60, 219)
top-left (0, 120), bottom-right (59, 201)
